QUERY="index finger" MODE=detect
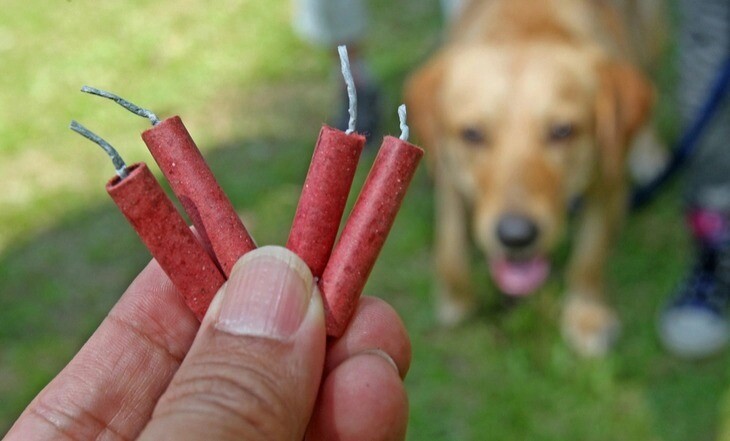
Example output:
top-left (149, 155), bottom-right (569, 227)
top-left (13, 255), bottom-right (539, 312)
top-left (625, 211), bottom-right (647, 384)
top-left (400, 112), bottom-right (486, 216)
top-left (5, 259), bottom-right (199, 441)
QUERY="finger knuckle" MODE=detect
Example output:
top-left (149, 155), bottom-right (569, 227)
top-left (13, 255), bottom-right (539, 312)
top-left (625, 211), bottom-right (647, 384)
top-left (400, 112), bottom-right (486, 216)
top-left (159, 356), bottom-right (293, 439)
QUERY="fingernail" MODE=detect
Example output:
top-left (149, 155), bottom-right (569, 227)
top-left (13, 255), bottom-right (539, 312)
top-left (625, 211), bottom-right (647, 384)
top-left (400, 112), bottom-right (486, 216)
top-left (216, 246), bottom-right (314, 340)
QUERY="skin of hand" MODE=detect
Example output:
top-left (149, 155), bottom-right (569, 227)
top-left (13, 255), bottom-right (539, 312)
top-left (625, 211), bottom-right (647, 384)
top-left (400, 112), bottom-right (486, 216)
top-left (5, 245), bottom-right (411, 441)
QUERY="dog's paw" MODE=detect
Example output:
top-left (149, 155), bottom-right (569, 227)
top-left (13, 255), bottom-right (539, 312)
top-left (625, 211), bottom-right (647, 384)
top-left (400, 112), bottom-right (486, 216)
top-left (628, 127), bottom-right (669, 186)
top-left (435, 287), bottom-right (476, 327)
top-left (561, 296), bottom-right (620, 357)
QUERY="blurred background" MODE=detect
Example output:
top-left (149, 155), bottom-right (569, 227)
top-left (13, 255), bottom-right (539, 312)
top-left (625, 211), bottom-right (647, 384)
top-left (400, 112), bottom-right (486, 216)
top-left (1, 1), bottom-right (729, 439)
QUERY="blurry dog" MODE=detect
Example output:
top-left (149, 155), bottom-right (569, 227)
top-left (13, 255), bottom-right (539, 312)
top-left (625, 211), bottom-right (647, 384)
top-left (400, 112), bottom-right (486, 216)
top-left (406, 0), bottom-right (666, 356)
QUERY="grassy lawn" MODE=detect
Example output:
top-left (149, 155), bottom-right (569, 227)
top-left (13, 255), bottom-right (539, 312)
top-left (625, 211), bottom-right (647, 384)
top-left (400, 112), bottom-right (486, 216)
top-left (2, 1), bottom-right (729, 439)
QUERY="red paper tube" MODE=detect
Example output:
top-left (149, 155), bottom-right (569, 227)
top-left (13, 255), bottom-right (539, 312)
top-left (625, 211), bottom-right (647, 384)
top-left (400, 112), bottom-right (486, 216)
top-left (107, 162), bottom-right (226, 320)
top-left (71, 119), bottom-right (224, 320)
top-left (141, 116), bottom-right (256, 277)
top-left (319, 136), bottom-right (423, 337)
top-left (287, 125), bottom-right (365, 277)
top-left (106, 163), bottom-right (225, 320)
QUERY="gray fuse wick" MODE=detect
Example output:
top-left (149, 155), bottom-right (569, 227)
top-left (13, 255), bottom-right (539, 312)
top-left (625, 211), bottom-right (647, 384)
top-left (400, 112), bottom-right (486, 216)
top-left (398, 104), bottom-right (409, 141)
top-left (69, 120), bottom-right (129, 179)
top-left (338, 45), bottom-right (357, 135)
top-left (80, 85), bottom-right (161, 126)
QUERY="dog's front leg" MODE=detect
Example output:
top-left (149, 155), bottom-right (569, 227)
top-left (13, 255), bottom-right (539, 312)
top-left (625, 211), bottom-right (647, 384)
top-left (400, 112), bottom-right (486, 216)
top-left (434, 161), bottom-right (476, 326)
top-left (563, 184), bottom-right (626, 356)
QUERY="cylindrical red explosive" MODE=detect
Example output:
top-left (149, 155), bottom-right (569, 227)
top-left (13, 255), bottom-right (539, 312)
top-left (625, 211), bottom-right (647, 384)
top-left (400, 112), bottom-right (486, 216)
top-left (107, 163), bottom-right (225, 321)
top-left (141, 116), bottom-right (256, 277)
top-left (287, 125), bottom-right (366, 277)
top-left (319, 136), bottom-right (423, 337)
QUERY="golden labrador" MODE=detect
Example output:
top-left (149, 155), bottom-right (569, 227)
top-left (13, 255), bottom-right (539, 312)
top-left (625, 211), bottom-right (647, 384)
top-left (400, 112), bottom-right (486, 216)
top-left (406, 0), bottom-right (665, 356)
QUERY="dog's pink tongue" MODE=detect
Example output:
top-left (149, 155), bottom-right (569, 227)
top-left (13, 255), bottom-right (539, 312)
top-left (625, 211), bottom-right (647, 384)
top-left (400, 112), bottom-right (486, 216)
top-left (490, 257), bottom-right (550, 296)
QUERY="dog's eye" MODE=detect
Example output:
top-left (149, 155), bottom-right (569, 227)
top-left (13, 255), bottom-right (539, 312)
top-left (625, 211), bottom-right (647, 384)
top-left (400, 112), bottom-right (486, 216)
top-left (460, 127), bottom-right (487, 146)
top-left (548, 123), bottom-right (575, 143)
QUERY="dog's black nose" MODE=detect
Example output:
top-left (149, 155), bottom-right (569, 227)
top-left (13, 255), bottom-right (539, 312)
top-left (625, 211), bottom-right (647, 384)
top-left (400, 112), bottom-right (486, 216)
top-left (496, 213), bottom-right (539, 249)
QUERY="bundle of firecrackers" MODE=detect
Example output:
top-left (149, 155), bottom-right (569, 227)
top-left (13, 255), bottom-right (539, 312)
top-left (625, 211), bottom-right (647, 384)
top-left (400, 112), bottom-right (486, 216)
top-left (70, 47), bottom-right (423, 338)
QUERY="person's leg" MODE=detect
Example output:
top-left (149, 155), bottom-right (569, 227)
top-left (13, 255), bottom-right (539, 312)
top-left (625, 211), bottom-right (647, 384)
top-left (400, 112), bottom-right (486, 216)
top-left (292, 0), bottom-right (380, 138)
top-left (658, 0), bottom-right (730, 359)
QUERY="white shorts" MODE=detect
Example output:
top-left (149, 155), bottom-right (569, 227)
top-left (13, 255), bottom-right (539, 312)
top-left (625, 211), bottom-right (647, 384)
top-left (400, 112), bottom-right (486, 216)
top-left (292, 0), bottom-right (466, 46)
top-left (292, 0), bottom-right (369, 46)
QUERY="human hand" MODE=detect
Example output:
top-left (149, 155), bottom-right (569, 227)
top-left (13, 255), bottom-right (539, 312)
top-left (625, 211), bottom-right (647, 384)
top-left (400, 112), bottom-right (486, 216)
top-left (5, 245), bottom-right (411, 440)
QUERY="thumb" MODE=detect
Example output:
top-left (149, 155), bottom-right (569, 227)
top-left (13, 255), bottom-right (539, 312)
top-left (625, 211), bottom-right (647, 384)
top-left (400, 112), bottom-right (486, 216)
top-left (139, 246), bottom-right (326, 441)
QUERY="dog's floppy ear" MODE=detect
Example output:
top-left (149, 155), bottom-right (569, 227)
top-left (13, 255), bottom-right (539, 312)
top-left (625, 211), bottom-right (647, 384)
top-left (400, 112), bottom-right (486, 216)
top-left (405, 52), bottom-right (449, 155)
top-left (595, 61), bottom-right (654, 182)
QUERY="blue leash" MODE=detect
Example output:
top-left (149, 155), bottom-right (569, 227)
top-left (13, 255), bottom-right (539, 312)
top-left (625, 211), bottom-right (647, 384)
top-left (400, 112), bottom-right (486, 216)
top-left (630, 54), bottom-right (730, 210)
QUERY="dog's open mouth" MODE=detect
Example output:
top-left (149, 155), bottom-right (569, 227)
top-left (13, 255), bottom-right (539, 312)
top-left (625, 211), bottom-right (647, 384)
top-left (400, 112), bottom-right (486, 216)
top-left (489, 256), bottom-right (551, 296)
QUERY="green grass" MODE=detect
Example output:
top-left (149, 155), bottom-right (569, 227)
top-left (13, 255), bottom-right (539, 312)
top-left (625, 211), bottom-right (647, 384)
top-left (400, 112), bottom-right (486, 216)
top-left (2, 1), bottom-right (729, 439)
